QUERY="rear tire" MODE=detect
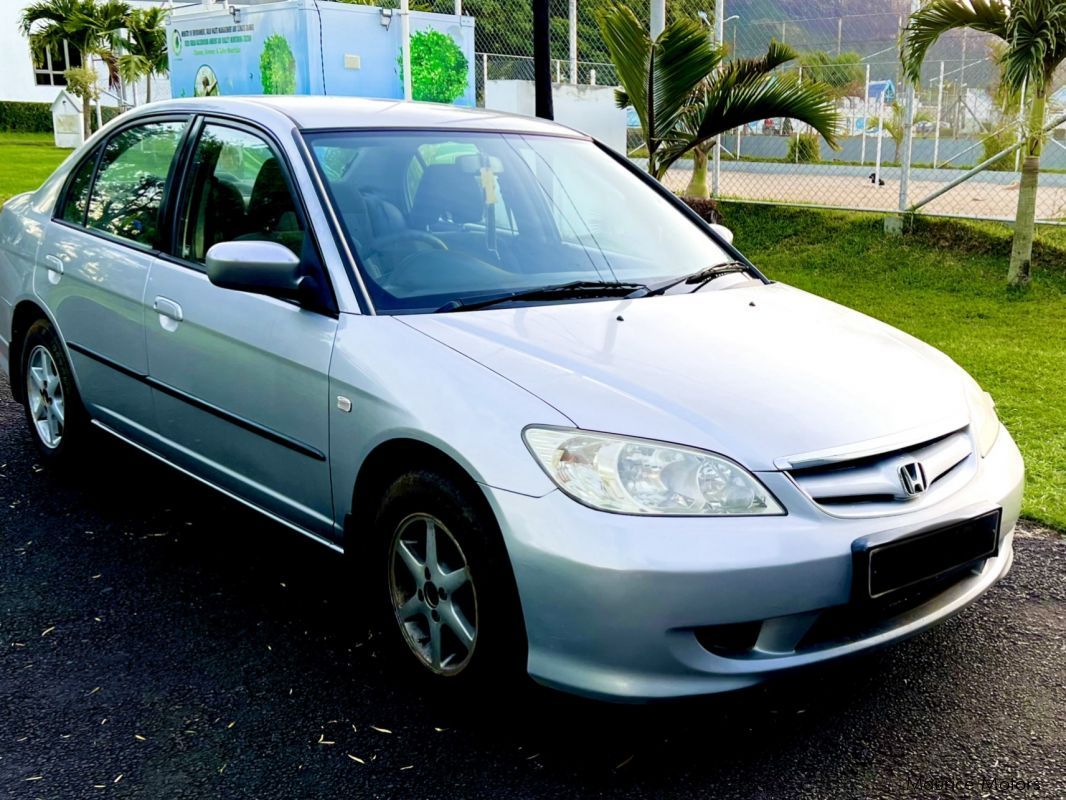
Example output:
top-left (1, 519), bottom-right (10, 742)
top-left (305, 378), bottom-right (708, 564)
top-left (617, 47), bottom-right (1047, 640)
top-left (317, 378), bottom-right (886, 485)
top-left (20, 319), bottom-right (88, 465)
top-left (371, 469), bottom-right (526, 694)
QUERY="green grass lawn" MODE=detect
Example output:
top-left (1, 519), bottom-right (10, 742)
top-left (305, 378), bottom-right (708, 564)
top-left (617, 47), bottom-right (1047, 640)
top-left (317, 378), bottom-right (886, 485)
top-left (727, 203), bottom-right (1066, 530)
top-left (1, 134), bottom-right (1062, 529)
top-left (0, 132), bottom-right (71, 204)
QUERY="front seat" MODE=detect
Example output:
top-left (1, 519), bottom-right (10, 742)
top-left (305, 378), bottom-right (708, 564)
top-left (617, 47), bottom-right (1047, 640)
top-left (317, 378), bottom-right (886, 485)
top-left (244, 158), bottom-right (303, 254)
top-left (409, 164), bottom-right (485, 232)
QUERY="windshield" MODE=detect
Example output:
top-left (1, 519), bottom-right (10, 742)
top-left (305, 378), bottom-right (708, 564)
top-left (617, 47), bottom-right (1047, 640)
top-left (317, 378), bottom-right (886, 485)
top-left (304, 130), bottom-right (748, 313)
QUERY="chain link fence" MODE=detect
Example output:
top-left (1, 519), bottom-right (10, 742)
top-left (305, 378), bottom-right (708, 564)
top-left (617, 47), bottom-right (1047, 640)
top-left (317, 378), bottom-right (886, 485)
top-left (441, 0), bottom-right (1066, 224)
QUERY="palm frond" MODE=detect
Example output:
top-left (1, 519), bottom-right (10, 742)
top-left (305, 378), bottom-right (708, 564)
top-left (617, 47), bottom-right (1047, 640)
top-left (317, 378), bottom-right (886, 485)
top-left (659, 74), bottom-right (840, 174)
top-left (901, 0), bottom-right (1009, 84)
top-left (1003, 0), bottom-right (1066, 91)
top-left (595, 4), bottom-right (651, 132)
top-left (649, 18), bottom-right (721, 143)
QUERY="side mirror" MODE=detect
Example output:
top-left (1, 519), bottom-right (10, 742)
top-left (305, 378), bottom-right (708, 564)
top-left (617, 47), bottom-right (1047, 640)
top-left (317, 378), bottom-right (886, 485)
top-left (709, 223), bottom-right (734, 246)
top-left (206, 240), bottom-right (303, 299)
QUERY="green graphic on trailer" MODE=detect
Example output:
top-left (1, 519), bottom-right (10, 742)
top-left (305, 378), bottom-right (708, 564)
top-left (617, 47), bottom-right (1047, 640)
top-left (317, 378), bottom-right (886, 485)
top-left (260, 34), bottom-right (297, 95)
top-left (398, 29), bottom-right (470, 104)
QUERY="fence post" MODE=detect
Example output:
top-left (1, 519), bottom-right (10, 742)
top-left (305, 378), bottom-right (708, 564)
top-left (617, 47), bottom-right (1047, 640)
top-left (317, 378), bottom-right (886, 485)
top-left (712, 0), bottom-right (725, 196)
top-left (482, 52), bottom-right (488, 97)
top-left (933, 60), bottom-right (944, 167)
top-left (874, 91), bottom-right (885, 184)
top-left (898, 1), bottom-right (919, 214)
top-left (860, 63), bottom-right (870, 164)
top-left (400, 0), bottom-right (412, 101)
top-left (568, 0), bottom-right (578, 84)
top-left (651, 0), bottom-right (665, 38)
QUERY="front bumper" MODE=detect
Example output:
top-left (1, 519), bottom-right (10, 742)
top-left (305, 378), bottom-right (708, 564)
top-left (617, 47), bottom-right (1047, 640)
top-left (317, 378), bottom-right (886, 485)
top-left (485, 426), bottom-right (1024, 701)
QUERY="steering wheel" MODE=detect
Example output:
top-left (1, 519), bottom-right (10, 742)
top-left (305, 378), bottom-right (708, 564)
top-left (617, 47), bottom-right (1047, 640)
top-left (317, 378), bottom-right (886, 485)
top-left (364, 230), bottom-right (448, 261)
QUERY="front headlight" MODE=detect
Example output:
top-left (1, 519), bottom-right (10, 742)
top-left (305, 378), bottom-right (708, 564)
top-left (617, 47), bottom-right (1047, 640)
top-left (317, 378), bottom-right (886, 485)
top-left (523, 427), bottom-right (784, 516)
top-left (963, 377), bottom-right (999, 457)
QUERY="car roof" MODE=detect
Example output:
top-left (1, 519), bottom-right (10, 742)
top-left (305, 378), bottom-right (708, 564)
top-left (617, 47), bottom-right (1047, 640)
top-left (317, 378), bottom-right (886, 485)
top-left (133, 96), bottom-right (589, 138)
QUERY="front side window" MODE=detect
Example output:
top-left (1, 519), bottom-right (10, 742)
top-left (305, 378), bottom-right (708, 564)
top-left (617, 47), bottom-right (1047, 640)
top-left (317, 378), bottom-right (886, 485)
top-left (86, 121), bottom-right (186, 246)
top-left (306, 131), bottom-right (738, 314)
top-left (177, 124), bottom-right (305, 263)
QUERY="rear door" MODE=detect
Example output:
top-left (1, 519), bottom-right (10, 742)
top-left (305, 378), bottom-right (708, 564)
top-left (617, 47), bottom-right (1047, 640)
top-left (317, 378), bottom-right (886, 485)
top-left (36, 117), bottom-right (188, 439)
top-left (144, 119), bottom-right (339, 538)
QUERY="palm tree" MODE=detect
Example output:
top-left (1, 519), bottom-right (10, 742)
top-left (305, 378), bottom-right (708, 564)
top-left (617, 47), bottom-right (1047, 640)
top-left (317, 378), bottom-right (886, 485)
top-left (596, 2), bottom-right (839, 197)
top-left (901, 0), bottom-right (1066, 286)
top-left (20, 0), bottom-right (131, 138)
top-left (870, 100), bottom-right (934, 163)
top-left (120, 7), bottom-right (168, 104)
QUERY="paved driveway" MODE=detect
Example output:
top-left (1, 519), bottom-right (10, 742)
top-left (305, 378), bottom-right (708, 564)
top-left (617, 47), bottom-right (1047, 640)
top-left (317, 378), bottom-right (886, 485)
top-left (0, 372), bottom-right (1063, 799)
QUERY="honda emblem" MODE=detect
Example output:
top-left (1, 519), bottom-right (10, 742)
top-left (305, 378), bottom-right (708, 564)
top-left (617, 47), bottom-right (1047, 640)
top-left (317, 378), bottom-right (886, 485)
top-left (898, 461), bottom-right (927, 496)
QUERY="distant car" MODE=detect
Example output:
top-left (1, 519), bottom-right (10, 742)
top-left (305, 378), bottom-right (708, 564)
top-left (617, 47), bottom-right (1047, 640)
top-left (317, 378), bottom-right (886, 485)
top-left (0, 97), bottom-right (1023, 701)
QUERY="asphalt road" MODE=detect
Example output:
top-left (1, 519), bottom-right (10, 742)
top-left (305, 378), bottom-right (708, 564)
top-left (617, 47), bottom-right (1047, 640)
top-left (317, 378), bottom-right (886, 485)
top-left (1, 370), bottom-right (1063, 800)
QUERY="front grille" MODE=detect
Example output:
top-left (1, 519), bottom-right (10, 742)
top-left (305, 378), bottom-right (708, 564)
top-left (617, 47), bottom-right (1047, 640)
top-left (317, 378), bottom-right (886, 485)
top-left (788, 428), bottom-right (974, 515)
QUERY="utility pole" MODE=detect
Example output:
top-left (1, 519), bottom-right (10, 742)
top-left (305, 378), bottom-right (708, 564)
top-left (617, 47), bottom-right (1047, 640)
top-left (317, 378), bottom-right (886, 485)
top-left (533, 0), bottom-right (553, 119)
top-left (836, 17), bottom-right (842, 55)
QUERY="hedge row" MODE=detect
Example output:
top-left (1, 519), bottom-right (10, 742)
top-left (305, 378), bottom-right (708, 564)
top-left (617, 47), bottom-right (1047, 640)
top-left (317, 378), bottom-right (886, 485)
top-left (0, 101), bottom-right (53, 133)
top-left (0, 101), bottom-right (129, 135)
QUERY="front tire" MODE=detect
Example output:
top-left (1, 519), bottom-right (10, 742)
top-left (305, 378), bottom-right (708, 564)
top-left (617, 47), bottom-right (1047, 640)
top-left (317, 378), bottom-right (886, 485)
top-left (373, 469), bottom-right (525, 692)
top-left (20, 319), bottom-right (88, 465)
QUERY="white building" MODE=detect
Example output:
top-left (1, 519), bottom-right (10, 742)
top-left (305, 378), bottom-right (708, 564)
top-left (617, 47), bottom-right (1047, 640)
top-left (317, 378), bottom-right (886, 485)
top-left (0, 0), bottom-right (171, 107)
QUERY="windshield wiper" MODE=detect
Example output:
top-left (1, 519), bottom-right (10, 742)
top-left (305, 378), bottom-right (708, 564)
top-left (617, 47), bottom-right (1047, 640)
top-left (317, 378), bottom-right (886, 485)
top-left (436, 280), bottom-right (648, 313)
top-left (643, 261), bottom-right (754, 297)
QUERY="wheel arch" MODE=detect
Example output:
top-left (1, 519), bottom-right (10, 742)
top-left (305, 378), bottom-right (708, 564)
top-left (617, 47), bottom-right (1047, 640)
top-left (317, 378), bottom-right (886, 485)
top-left (8, 300), bottom-right (52, 404)
top-left (346, 437), bottom-right (497, 553)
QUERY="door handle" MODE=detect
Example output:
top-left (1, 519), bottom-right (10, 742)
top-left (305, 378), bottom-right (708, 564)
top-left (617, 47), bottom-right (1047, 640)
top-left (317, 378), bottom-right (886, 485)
top-left (153, 296), bottom-right (184, 331)
top-left (43, 255), bottom-right (64, 284)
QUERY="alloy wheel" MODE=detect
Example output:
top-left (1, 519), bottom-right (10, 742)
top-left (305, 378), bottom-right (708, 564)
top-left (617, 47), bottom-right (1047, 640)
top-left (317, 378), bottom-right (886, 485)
top-left (388, 513), bottom-right (478, 676)
top-left (25, 345), bottom-right (65, 450)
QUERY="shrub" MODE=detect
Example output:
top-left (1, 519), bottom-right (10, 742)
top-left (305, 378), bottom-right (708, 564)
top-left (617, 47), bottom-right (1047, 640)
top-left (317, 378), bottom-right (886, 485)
top-left (680, 196), bottom-right (722, 224)
top-left (260, 34), bottom-right (297, 95)
top-left (787, 133), bottom-right (821, 163)
top-left (399, 29), bottom-right (469, 104)
top-left (981, 127), bottom-right (1016, 172)
top-left (0, 102), bottom-right (53, 132)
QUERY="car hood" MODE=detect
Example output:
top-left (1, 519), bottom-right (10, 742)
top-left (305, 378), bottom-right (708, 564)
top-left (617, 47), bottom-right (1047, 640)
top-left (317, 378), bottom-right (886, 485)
top-left (400, 283), bottom-right (971, 471)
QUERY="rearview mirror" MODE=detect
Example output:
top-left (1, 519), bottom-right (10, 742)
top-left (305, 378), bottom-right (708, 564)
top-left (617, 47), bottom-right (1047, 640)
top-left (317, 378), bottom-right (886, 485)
top-left (709, 223), bottom-right (734, 246)
top-left (206, 240), bottom-right (302, 299)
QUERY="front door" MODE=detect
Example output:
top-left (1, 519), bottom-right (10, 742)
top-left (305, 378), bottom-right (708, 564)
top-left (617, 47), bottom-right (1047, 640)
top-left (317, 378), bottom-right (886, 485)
top-left (144, 121), bottom-right (338, 537)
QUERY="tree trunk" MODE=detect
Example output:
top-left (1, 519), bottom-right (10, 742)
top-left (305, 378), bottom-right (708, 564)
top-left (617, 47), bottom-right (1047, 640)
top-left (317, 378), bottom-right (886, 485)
top-left (686, 145), bottom-right (710, 198)
top-left (1008, 87), bottom-right (1046, 286)
top-left (146, 75), bottom-right (152, 105)
top-left (82, 95), bottom-right (91, 140)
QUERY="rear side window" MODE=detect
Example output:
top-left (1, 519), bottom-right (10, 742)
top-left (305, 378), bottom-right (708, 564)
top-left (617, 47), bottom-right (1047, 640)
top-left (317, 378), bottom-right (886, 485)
top-left (86, 121), bottom-right (186, 247)
top-left (61, 153), bottom-right (96, 225)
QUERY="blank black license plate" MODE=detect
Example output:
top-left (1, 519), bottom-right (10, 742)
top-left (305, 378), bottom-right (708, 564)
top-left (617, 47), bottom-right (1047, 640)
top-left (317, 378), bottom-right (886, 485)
top-left (858, 510), bottom-right (1001, 600)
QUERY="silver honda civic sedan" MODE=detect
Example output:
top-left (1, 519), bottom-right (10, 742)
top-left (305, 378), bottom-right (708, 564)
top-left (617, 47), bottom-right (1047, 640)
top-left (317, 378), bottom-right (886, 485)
top-left (0, 97), bottom-right (1023, 700)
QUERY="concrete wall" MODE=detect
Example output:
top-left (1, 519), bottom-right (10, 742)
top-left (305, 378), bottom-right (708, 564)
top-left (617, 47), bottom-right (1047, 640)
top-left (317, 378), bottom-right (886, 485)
top-left (485, 80), bottom-right (627, 153)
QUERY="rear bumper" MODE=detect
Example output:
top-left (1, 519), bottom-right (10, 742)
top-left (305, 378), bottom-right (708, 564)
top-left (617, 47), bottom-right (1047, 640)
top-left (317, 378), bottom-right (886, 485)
top-left (485, 426), bottom-right (1024, 700)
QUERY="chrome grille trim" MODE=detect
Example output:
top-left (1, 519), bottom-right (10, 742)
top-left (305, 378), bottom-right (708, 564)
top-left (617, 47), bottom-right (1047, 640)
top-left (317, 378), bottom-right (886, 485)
top-left (788, 428), bottom-right (975, 516)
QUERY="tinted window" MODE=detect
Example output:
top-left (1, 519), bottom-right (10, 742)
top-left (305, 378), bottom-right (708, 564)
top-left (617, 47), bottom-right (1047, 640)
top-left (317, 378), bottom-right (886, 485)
top-left (61, 152), bottom-right (97, 225)
top-left (177, 124), bottom-right (305, 263)
top-left (306, 131), bottom-right (737, 314)
top-left (86, 121), bottom-right (186, 246)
